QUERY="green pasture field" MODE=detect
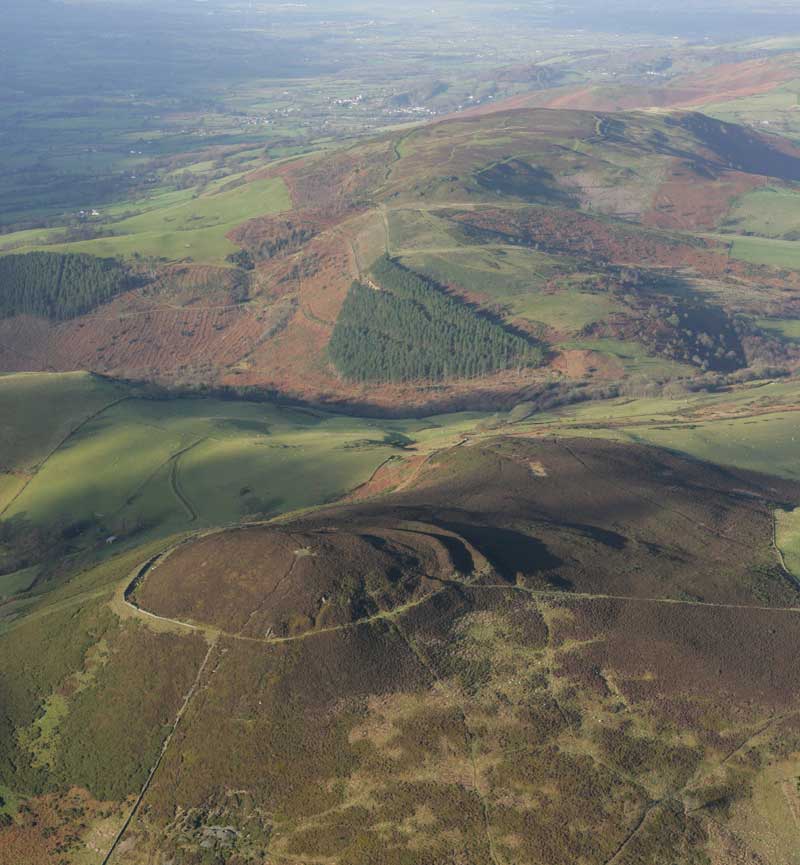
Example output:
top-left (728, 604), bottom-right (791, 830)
top-left (398, 244), bottom-right (560, 291)
top-left (387, 209), bottom-right (466, 253)
top-left (557, 337), bottom-right (695, 378)
top-left (724, 234), bottom-right (800, 269)
top-left (525, 411), bottom-right (800, 481)
top-left (0, 186), bottom-right (211, 255)
top-left (704, 86), bottom-right (800, 120)
top-left (513, 289), bottom-right (615, 331)
top-left (398, 245), bottom-right (611, 333)
top-left (757, 318), bottom-right (800, 340)
top-left (0, 566), bottom-right (39, 602)
top-left (702, 80), bottom-right (800, 140)
top-left (722, 185), bottom-right (800, 239)
top-left (0, 227), bottom-right (61, 253)
top-left (97, 185), bottom-right (201, 221)
top-left (619, 412), bottom-right (800, 481)
top-left (525, 379), bottom-right (800, 480)
top-left (539, 376), bottom-right (800, 425)
top-left (40, 226), bottom-right (241, 265)
top-left (0, 379), bottom-right (487, 625)
top-left (5, 177), bottom-right (291, 265)
top-left (0, 372), bottom-right (125, 473)
top-left (0, 475), bottom-right (27, 513)
top-left (2, 380), bottom-right (486, 541)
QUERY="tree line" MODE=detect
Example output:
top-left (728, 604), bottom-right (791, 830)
top-left (0, 251), bottom-right (130, 320)
top-left (328, 256), bottom-right (544, 383)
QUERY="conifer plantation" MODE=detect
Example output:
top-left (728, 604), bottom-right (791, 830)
top-left (329, 256), bottom-right (544, 382)
top-left (0, 252), bottom-right (130, 320)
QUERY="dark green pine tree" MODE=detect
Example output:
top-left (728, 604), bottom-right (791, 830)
top-left (329, 256), bottom-right (544, 383)
top-left (0, 252), bottom-right (130, 321)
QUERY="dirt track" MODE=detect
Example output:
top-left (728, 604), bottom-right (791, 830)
top-left (102, 637), bottom-right (218, 865)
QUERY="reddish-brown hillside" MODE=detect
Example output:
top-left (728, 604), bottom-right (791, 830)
top-left (461, 56), bottom-right (800, 115)
top-left (3, 105), bottom-right (800, 409)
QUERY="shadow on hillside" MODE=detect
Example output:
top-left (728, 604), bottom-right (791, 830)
top-left (434, 521), bottom-right (562, 582)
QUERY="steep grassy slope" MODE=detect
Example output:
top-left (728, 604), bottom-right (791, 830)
top-left (0, 372), bottom-right (125, 473)
top-left (515, 376), bottom-right (800, 481)
top-left (5, 367), bottom-right (800, 612)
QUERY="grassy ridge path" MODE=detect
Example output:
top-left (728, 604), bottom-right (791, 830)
top-left (168, 439), bottom-right (206, 523)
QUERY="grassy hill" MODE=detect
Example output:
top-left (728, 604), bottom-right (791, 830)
top-left (1, 103), bottom-right (800, 411)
